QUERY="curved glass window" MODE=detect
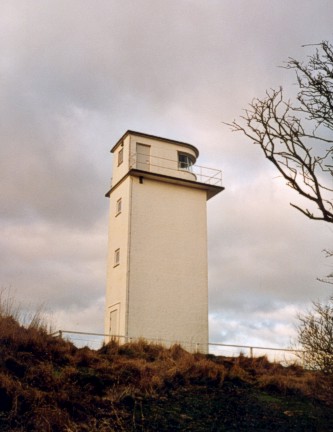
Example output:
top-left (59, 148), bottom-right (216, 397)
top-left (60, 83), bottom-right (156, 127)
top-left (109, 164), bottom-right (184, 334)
top-left (178, 153), bottom-right (194, 171)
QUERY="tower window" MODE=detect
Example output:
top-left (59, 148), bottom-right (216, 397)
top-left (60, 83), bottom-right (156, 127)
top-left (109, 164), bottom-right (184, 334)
top-left (116, 198), bottom-right (122, 215)
top-left (118, 148), bottom-right (124, 166)
top-left (178, 153), bottom-right (194, 171)
top-left (114, 249), bottom-right (120, 266)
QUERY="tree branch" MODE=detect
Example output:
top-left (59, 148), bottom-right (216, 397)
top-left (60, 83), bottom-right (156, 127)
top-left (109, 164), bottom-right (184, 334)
top-left (226, 42), bottom-right (333, 224)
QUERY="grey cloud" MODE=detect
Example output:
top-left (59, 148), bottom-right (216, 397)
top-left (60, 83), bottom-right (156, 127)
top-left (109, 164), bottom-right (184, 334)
top-left (208, 177), bottom-right (331, 318)
top-left (1, 88), bottom-right (109, 227)
top-left (1, 220), bottom-right (107, 311)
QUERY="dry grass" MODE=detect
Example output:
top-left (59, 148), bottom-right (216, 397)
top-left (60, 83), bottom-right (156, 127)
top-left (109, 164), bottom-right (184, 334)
top-left (0, 298), bottom-right (332, 430)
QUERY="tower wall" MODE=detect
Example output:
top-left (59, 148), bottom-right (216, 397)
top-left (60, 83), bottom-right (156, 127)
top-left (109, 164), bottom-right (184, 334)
top-left (104, 177), bottom-right (131, 340)
top-left (127, 176), bottom-right (208, 347)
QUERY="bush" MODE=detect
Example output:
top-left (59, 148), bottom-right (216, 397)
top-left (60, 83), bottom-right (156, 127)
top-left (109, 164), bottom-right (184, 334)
top-left (297, 296), bottom-right (333, 374)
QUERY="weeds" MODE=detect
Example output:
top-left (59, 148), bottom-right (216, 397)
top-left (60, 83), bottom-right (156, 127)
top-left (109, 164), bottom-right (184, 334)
top-left (0, 303), bottom-right (332, 431)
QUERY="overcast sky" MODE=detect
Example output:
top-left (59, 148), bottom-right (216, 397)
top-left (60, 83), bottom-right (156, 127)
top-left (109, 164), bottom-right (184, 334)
top-left (1, 1), bottom-right (332, 353)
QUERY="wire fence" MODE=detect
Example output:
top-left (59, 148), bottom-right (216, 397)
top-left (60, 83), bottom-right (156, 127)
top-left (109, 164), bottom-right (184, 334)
top-left (51, 330), bottom-right (304, 366)
top-left (129, 152), bottom-right (223, 186)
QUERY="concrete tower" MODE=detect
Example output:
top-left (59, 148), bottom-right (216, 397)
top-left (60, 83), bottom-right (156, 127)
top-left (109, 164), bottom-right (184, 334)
top-left (105, 131), bottom-right (223, 351)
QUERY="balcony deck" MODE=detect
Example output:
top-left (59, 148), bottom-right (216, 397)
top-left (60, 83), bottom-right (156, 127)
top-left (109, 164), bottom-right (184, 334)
top-left (129, 152), bottom-right (223, 187)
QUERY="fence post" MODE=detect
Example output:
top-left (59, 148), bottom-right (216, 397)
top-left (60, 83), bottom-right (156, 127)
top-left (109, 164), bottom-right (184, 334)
top-left (250, 347), bottom-right (253, 358)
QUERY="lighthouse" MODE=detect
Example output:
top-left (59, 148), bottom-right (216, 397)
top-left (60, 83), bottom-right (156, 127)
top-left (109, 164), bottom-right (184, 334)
top-left (105, 130), bottom-right (223, 351)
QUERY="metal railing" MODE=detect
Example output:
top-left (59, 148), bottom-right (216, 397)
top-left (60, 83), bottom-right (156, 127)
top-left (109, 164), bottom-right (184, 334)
top-left (129, 152), bottom-right (223, 187)
top-left (51, 330), bottom-right (304, 366)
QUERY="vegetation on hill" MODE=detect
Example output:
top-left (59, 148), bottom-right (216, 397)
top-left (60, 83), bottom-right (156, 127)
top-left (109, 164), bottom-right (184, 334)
top-left (0, 312), bottom-right (333, 431)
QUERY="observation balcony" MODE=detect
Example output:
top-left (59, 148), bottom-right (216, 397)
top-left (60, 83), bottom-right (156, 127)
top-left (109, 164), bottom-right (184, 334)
top-left (128, 152), bottom-right (223, 187)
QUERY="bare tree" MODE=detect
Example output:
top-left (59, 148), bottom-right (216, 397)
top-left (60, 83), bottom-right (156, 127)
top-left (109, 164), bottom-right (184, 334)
top-left (318, 249), bottom-right (333, 285)
top-left (297, 296), bottom-right (333, 374)
top-left (228, 42), bottom-right (333, 373)
top-left (227, 41), bottom-right (333, 223)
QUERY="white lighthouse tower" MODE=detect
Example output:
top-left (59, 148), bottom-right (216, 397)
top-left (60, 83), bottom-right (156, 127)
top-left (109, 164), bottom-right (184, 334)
top-left (105, 130), bottom-right (223, 351)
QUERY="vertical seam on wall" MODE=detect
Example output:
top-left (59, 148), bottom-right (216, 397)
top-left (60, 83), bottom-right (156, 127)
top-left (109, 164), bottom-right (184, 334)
top-left (204, 193), bottom-right (209, 343)
top-left (125, 171), bottom-right (133, 338)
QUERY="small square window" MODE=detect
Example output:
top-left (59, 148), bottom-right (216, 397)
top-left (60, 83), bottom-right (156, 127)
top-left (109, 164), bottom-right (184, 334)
top-left (114, 249), bottom-right (120, 266)
top-left (116, 198), bottom-right (122, 216)
top-left (118, 148), bottom-right (123, 166)
top-left (178, 153), bottom-right (194, 171)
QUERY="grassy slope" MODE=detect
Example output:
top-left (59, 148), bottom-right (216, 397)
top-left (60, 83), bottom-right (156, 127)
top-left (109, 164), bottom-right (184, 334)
top-left (0, 315), bottom-right (332, 431)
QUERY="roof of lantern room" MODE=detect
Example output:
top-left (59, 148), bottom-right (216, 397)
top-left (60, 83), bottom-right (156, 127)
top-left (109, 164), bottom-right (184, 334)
top-left (111, 130), bottom-right (200, 159)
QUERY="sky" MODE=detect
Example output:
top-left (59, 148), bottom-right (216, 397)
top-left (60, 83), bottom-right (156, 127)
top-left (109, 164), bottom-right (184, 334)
top-left (1, 0), bottom-right (332, 353)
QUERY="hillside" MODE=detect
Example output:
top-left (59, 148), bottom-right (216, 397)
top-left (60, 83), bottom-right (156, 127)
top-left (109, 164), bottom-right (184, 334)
top-left (0, 314), bottom-right (333, 431)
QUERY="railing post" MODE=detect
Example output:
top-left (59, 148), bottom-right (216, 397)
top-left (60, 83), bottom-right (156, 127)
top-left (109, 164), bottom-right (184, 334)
top-left (250, 347), bottom-right (253, 358)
